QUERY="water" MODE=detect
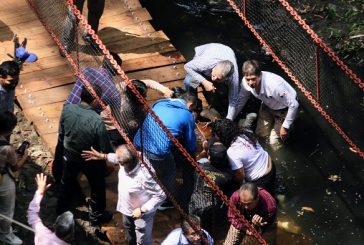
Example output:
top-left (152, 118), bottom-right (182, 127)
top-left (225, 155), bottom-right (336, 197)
top-left (140, 0), bottom-right (364, 244)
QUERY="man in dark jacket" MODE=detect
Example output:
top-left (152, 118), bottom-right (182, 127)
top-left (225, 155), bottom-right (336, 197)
top-left (56, 84), bottom-right (113, 226)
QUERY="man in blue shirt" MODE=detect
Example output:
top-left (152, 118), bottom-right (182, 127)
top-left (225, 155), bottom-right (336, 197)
top-left (134, 92), bottom-right (197, 209)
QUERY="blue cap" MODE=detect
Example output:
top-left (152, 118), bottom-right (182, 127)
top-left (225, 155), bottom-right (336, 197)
top-left (15, 47), bottom-right (38, 63)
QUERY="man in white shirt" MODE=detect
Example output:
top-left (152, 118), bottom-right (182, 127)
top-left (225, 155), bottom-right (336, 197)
top-left (161, 215), bottom-right (214, 245)
top-left (239, 60), bottom-right (299, 148)
top-left (82, 145), bottom-right (166, 245)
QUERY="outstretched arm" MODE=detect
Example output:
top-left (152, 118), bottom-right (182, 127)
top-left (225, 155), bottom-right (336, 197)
top-left (141, 79), bottom-right (173, 98)
top-left (27, 173), bottom-right (50, 229)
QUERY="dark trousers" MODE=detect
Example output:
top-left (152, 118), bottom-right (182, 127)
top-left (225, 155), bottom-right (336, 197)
top-left (173, 148), bottom-right (195, 212)
top-left (252, 161), bottom-right (276, 196)
top-left (57, 149), bottom-right (106, 222)
top-left (74, 0), bottom-right (105, 33)
top-left (63, 0), bottom-right (105, 42)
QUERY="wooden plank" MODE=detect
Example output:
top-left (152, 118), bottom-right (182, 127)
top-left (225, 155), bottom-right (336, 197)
top-left (100, 8), bottom-right (152, 27)
top-left (106, 30), bottom-right (170, 53)
top-left (20, 64), bottom-right (74, 81)
top-left (99, 21), bottom-right (155, 38)
top-left (17, 84), bottom-right (72, 109)
top-left (127, 64), bottom-right (186, 83)
top-left (16, 74), bottom-right (75, 95)
top-left (41, 132), bottom-right (58, 154)
top-left (122, 51), bottom-right (185, 72)
top-left (23, 102), bottom-right (63, 134)
top-left (105, 0), bottom-right (142, 13)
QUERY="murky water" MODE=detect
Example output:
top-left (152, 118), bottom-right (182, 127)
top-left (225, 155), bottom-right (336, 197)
top-left (140, 0), bottom-right (364, 244)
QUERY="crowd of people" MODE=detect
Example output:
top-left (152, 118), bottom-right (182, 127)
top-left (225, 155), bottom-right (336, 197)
top-left (0, 3), bottom-right (300, 244)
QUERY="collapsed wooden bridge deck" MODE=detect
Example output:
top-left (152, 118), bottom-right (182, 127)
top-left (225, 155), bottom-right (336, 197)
top-left (0, 0), bottom-right (187, 243)
top-left (0, 0), bottom-right (187, 155)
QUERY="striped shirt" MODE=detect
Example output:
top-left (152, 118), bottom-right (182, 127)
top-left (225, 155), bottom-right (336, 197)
top-left (184, 43), bottom-right (241, 120)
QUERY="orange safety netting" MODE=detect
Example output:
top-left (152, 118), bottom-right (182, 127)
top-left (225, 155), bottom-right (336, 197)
top-left (226, 0), bottom-right (364, 159)
top-left (25, 0), bottom-right (268, 244)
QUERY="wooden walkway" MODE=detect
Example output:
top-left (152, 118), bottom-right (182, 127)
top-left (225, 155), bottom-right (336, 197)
top-left (0, 0), bottom-right (187, 155)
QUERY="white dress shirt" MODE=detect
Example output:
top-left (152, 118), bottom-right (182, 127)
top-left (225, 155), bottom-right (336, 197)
top-left (107, 153), bottom-right (166, 216)
top-left (241, 71), bottom-right (299, 129)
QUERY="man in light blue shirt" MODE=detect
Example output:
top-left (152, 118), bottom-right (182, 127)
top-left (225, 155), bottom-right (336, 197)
top-left (162, 215), bottom-right (214, 245)
top-left (184, 43), bottom-right (241, 120)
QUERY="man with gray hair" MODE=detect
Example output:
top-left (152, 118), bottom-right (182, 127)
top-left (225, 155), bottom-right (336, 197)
top-left (28, 173), bottom-right (74, 244)
top-left (82, 144), bottom-right (166, 245)
top-left (184, 43), bottom-right (241, 120)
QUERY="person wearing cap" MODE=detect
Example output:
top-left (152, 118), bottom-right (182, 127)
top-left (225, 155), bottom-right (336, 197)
top-left (189, 138), bottom-right (233, 232)
top-left (184, 43), bottom-right (241, 120)
top-left (81, 144), bottom-right (166, 245)
top-left (28, 173), bottom-right (74, 245)
top-left (15, 47), bottom-right (38, 64)
top-left (238, 60), bottom-right (299, 149)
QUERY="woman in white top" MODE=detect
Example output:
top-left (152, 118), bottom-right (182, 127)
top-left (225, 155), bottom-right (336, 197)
top-left (211, 119), bottom-right (276, 195)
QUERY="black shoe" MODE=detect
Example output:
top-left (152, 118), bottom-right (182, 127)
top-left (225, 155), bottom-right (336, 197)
top-left (157, 201), bottom-right (174, 211)
top-left (83, 34), bottom-right (101, 51)
top-left (59, 44), bottom-right (72, 57)
top-left (90, 210), bottom-right (113, 226)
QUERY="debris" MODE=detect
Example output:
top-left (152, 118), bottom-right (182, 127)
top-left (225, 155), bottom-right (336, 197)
top-left (278, 221), bottom-right (302, 234)
top-left (349, 147), bottom-right (358, 153)
top-left (301, 207), bottom-right (315, 213)
top-left (328, 174), bottom-right (342, 182)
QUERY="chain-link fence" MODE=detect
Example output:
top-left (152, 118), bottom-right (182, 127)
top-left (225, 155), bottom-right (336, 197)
top-left (25, 0), bottom-right (270, 244)
top-left (227, 0), bottom-right (364, 158)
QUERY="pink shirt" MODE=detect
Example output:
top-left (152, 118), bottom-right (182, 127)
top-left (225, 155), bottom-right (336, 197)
top-left (27, 191), bottom-right (70, 245)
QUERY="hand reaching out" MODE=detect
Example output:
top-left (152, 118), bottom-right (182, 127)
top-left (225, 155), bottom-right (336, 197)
top-left (81, 147), bottom-right (103, 161)
top-left (35, 173), bottom-right (51, 196)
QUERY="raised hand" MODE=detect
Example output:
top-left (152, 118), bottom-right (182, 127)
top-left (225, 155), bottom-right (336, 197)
top-left (35, 173), bottom-right (51, 196)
